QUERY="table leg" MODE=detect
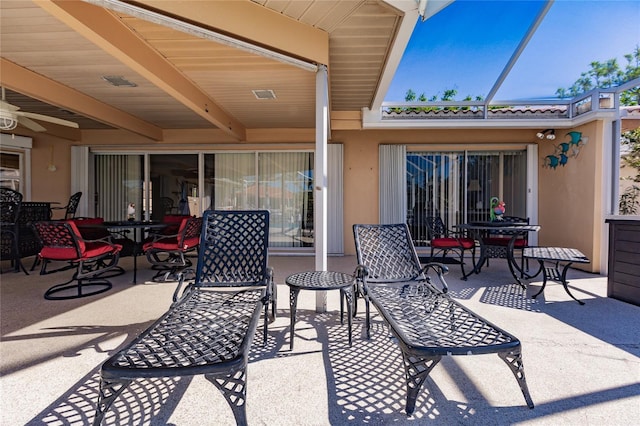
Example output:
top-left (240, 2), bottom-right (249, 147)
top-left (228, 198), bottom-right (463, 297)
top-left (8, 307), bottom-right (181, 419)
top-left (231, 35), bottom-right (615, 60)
top-left (559, 262), bottom-right (585, 305)
top-left (531, 260), bottom-right (548, 299)
top-left (289, 287), bottom-right (300, 350)
top-left (461, 229), bottom-right (483, 280)
top-left (506, 235), bottom-right (527, 288)
top-left (531, 260), bottom-right (584, 305)
top-left (132, 227), bottom-right (141, 284)
top-left (341, 287), bottom-right (354, 346)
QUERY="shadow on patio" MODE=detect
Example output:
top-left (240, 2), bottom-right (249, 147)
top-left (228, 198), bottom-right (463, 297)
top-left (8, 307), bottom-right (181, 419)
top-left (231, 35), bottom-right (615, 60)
top-left (1, 255), bottom-right (638, 425)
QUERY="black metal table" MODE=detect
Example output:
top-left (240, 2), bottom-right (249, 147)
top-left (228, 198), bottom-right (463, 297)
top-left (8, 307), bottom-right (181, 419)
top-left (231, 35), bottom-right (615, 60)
top-left (524, 246), bottom-right (590, 305)
top-left (285, 271), bottom-right (355, 350)
top-left (104, 221), bottom-right (167, 284)
top-left (456, 222), bottom-right (540, 287)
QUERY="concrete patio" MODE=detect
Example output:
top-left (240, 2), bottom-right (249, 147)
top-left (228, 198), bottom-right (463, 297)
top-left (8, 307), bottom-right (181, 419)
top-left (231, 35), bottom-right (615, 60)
top-left (1, 254), bottom-right (639, 425)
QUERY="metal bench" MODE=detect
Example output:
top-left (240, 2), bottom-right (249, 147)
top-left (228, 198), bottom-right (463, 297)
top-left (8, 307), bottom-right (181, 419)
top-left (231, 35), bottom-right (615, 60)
top-left (524, 246), bottom-right (590, 304)
top-left (353, 223), bottom-right (534, 415)
top-left (94, 210), bottom-right (276, 426)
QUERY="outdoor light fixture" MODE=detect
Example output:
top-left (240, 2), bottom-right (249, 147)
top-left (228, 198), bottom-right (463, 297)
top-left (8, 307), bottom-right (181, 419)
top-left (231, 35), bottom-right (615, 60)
top-left (0, 110), bottom-right (18, 131)
top-left (536, 129), bottom-right (556, 140)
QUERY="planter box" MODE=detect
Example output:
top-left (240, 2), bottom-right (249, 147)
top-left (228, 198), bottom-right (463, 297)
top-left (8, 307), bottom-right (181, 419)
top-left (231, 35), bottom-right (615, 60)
top-left (606, 218), bottom-right (640, 306)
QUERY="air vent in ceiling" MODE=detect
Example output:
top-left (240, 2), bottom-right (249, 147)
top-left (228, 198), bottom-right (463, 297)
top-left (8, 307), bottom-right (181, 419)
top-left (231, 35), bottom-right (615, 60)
top-left (101, 76), bottom-right (138, 87)
top-left (252, 89), bottom-right (276, 100)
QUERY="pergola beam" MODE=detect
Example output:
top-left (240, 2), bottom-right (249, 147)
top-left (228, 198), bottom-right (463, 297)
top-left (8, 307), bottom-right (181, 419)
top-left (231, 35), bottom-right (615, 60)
top-left (130, 0), bottom-right (328, 66)
top-left (36, 0), bottom-right (246, 140)
top-left (0, 58), bottom-right (163, 141)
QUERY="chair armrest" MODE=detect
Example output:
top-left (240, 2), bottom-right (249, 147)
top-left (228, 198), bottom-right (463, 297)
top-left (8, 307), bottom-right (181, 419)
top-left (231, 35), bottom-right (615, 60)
top-left (172, 268), bottom-right (195, 303)
top-left (146, 231), bottom-right (180, 244)
top-left (80, 235), bottom-right (119, 246)
top-left (421, 262), bottom-right (449, 293)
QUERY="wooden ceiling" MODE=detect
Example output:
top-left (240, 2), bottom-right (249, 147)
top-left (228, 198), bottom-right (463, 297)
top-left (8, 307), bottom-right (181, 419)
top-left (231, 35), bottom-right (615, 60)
top-left (0, 0), bottom-right (408, 140)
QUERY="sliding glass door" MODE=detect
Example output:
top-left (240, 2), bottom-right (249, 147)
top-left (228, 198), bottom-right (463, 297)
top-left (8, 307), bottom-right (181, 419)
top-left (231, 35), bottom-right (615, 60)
top-left (95, 151), bottom-right (316, 248)
top-left (407, 150), bottom-right (527, 246)
top-left (204, 152), bottom-right (314, 247)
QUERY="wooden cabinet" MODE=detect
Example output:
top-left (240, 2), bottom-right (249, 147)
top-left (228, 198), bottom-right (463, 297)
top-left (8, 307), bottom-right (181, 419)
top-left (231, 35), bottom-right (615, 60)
top-left (606, 218), bottom-right (640, 306)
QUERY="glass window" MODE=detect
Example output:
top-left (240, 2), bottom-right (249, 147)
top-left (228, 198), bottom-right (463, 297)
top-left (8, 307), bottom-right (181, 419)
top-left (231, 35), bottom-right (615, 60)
top-left (95, 154), bottom-right (144, 221)
top-left (0, 152), bottom-right (21, 191)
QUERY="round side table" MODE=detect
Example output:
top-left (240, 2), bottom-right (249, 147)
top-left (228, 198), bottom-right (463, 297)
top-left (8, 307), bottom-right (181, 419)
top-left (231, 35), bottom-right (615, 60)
top-left (285, 271), bottom-right (355, 350)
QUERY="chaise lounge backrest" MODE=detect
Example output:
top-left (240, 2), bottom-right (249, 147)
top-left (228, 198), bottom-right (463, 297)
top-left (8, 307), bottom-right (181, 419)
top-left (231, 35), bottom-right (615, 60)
top-left (195, 210), bottom-right (271, 288)
top-left (353, 223), bottom-right (424, 283)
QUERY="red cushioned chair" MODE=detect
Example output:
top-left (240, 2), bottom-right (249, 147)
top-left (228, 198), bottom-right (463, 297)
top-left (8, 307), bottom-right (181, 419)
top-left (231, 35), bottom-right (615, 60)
top-left (481, 216), bottom-right (530, 272)
top-left (72, 217), bottom-right (136, 258)
top-left (143, 216), bottom-right (202, 282)
top-left (33, 220), bottom-right (122, 300)
top-left (159, 214), bottom-right (192, 235)
top-left (425, 216), bottom-right (476, 279)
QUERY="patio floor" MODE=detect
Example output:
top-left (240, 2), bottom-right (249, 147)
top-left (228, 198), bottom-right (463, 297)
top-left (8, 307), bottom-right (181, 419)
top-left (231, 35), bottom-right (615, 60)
top-left (1, 254), bottom-right (639, 425)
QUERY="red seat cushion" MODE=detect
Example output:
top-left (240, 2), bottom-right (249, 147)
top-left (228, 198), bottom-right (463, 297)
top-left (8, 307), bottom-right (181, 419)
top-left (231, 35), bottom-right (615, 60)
top-left (432, 237), bottom-right (475, 249)
top-left (40, 246), bottom-right (79, 261)
top-left (483, 237), bottom-right (527, 247)
top-left (81, 241), bottom-right (122, 259)
top-left (162, 215), bottom-right (191, 235)
top-left (143, 237), bottom-right (179, 251)
top-left (40, 241), bottom-right (120, 260)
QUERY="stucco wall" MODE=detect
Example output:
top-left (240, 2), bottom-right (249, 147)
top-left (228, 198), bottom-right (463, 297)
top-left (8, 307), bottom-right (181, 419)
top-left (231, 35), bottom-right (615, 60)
top-left (537, 122), bottom-right (602, 272)
top-left (12, 124), bottom-right (606, 270)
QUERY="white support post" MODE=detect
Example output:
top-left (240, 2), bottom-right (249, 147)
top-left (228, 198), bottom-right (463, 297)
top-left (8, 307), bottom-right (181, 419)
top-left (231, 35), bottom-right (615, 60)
top-left (315, 64), bottom-right (329, 312)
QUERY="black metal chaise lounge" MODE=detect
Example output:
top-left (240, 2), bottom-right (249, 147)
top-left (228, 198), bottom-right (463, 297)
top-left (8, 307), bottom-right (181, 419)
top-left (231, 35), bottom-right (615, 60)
top-left (353, 223), bottom-right (534, 415)
top-left (94, 210), bottom-right (276, 425)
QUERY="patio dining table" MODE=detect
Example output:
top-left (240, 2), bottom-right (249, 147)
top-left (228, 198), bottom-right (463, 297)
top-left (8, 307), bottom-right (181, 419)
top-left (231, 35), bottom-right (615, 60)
top-left (455, 222), bottom-right (541, 287)
top-left (103, 220), bottom-right (167, 284)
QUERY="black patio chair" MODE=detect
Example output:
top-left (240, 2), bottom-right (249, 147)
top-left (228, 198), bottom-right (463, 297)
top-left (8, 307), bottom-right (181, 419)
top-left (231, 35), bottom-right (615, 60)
top-left (51, 191), bottom-right (82, 220)
top-left (0, 188), bottom-right (26, 274)
top-left (425, 216), bottom-right (476, 279)
top-left (482, 215), bottom-right (530, 271)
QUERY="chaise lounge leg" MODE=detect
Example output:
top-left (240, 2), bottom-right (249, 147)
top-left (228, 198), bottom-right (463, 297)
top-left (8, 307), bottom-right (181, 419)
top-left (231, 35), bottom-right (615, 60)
top-left (94, 377), bottom-right (132, 426)
top-left (402, 353), bottom-right (442, 415)
top-left (498, 350), bottom-right (535, 409)
top-left (206, 369), bottom-right (249, 426)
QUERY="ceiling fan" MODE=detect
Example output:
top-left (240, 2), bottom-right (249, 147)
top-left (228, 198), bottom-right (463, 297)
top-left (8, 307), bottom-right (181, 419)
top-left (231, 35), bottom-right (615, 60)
top-left (0, 87), bottom-right (79, 132)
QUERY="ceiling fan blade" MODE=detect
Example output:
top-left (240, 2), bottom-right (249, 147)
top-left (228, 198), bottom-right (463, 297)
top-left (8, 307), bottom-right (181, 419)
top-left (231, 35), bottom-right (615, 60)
top-left (0, 99), bottom-right (21, 112)
top-left (17, 111), bottom-right (79, 128)
top-left (17, 116), bottom-right (47, 132)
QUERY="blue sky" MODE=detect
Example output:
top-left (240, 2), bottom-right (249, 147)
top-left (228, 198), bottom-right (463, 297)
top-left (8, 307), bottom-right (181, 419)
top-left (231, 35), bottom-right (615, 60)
top-left (385, 0), bottom-right (640, 102)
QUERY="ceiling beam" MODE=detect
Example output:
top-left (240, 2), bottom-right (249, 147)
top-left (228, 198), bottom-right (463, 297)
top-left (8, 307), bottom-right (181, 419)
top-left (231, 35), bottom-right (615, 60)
top-left (36, 0), bottom-right (246, 140)
top-left (130, 0), bottom-right (329, 66)
top-left (0, 58), bottom-right (163, 141)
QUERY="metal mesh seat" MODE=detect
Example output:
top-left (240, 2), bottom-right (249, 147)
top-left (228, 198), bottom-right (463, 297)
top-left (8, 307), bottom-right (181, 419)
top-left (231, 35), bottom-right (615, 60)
top-left (353, 223), bottom-right (534, 415)
top-left (94, 210), bottom-right (275, 426)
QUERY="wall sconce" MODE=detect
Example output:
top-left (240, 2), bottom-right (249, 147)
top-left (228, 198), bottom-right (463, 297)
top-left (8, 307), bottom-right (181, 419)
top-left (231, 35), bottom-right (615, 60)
top-left (48, 146), bottom-right (57, 172)
top-left (536, 129), bottom-right (556, 140)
